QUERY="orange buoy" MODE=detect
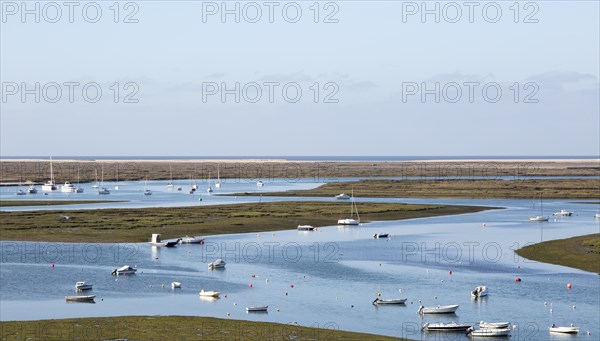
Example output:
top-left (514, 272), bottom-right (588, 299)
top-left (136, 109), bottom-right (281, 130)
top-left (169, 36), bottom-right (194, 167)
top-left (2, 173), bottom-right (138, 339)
top-left (249, 283), bottom-right (253, 288)
top-left (567, 283), bottom-right (572, 289)
top-left (515, 277), bottom-right (522, 282)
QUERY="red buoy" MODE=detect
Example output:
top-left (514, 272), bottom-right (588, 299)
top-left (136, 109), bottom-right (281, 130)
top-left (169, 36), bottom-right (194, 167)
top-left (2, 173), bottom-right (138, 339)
top-left (249, 283), bottom-right (253, 288)
top-left (567, 283), bottom-right (572, 289)
top-left (515, 277), bottom-right (522, 282)
top-left (51, 264), bottom-right (54, 268)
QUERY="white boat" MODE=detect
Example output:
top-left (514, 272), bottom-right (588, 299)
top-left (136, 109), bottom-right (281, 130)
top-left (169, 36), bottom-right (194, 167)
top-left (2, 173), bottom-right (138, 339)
top-left (92, 169), bottom-right (99, 189)
top-left (144, 189), bottom-right (152, 196)
top-left (75, 281), bottom-right (93, 291)
top-left (180, 236), bottom-right (204, 244)
top-left (553, 209), bottom-right (573, 216)
top-left (60, 181), bottom-right (77, 193)
top-left (373, 298), bottom-right (407, 305)
top-left (215, 164), bottom-right (222, 188)
top-left (207, 186), bottom-right (213, 193)
top-left (469, 328), bottom-right (510, 337)
top-left (199, 290), bottom-right (220, 297)
top-left (112, 265), bottom-right (137, 275)
top-left (549, 325), bottom-right (578, 334)
top-left (418, 304), bottom-right (459, 314)
top-left (529, 194), bottom-right (548, 221)
top-left (171, 281), bottom-right (182, 289)
top-left (338, 188), bottom-right (360, 225)
top-left (16, 189), bottom-right (26, 195)
top-left (65, 295), bottom-right (95, 302)
top-left (480, 322), bottom-right (510, 329)
top-left (297, 225), bottom-right (315, 231)
top-left (256, 180), bottom-right (264, 187)
top-left (208, 259), bottom-right (226, 269)
top-left (471, 286), bottom-right (488, 298)
top-left (167, 165), bottom-right (174, 189)
top-left (596, 213), bottom-right (600, 219)
top-left (423, 322), bottom-right (472, 331)
top-left (27, 185), bottom-right (37, 194)
top-left (335, 193), bottom-right (350, 200)
top-left (41, 157), bottom-right (57, 191)
top-left (149, 234), bottom-right (180, 247)
top-left (246, 306), bottom-right (268, 312)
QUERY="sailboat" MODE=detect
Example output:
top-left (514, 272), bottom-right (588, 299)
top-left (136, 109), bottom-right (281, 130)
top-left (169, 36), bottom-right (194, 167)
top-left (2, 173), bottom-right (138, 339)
top-left (114, 166), bottom-right (119, 190)
top-left (16, 176), bottom-right (26, 195)
top-left (167, 165), bottom-right (174, 189)
top-left (215, 164), bottom-right (221, 188)
top-left (98, 165), bottom-right (110, 195)
top-left (41, 157), bottom-right (57, 191)
top-left (75, 167), bottom-right (84, 193)
top-left (144, 178), bottom-right (152, 195)
top-left (529, 194), bottom-right (549, 221)
top-left (92, 169), bottom-right (99, 189)
top-left (337, 188), bottom-right (360, 225)
top-left (207, 172), bottom-right (213, 193)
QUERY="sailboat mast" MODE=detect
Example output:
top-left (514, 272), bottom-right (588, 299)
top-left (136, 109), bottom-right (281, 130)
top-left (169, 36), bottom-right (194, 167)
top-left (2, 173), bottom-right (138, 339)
top-left (49, 157), bottom-right (54, 183)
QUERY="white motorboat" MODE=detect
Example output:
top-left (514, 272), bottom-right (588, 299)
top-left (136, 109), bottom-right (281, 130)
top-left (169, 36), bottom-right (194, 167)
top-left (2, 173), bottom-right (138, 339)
top-left (373, 298), bottom-right (407, 305)
top-left (208, 259), bottom-right (226, 269)
top-left (199, 290), bottom-right (221, 297)
top-left (256, 180), bottom-right (264, 187)
top-left (167, 165), bottom-right (174, 189)
top-left (144, 189), bottom-right (152, 196)
top-left (549, 324), bottom-right (578, 334)
top-left (246, 306), bottom-right (268, 312)
top-left (373, 233), bottom-right (390, 239)
top-left (553, 209), bottom-right (573, 216)
top-left (337, 188), bottom-right (360, 225)
top-left (98, 187), bottom-right (110, 195)
top-left (468, 328), bottom-right (510, 337)
top-left (75, 281), bottom-right (93, 291)
top-left (180, 236), bottom-right (204, 244)
top-left (596, 213), bottom-right (600, 219)
top-left (529, 194), bottom-right (548, 221)
top-left (60, 181), bottom-right (77, 193)
top-left (112, 265), bottom-right (137, 275)
top-left (171, 281), bottom-right (182, 289)
top-left (480, 322), bottom-right (510, 329)
top-left (16, 189), bottom-right (26, 195)
top-left (471, 286), bottom-right (488, 298)
top-left (207, 186), bottom-right (213, 193)
top-left (65, 295), bottom-right (95, 302)
top-left (422, 322), bottom-right (472, 331)
top-left (27, 185), bottom-right (37, 194)
top-left (335, 193), bottom-right (350, 200)
top-left (215, 165), bottom-right (222, 188)
top-left (418, 304), bottom-right (459, 314)
top-left (297, 225), bottom-right (315, 231)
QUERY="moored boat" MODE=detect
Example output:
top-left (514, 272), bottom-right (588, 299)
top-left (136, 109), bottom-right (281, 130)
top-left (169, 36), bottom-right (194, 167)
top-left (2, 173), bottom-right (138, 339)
top-left (208, 259), bottom-right (226, 270)
top-left (65, 295), bottom-right (95, 302)
top-left (480, 322), bottom-right (510, 329)
top-left (180, 236), bottom-right (204, 244)
top-left (256, 180), bottom-right (264, 186)
top-left (246, 306), bottom-right (268, 312)
top-left (199, 290), bottom-right (220, 297)
top-left (27, 185), bottom-right (37, 194)
top-left (112, 265), bottom-right (137, 275)
top-left (549, 324), bottom-right (578, 334)
top-left (471, 286), bottom-right (488, 298)
top-left (553, 209), bottom-right (573, 216)
top-left (373, 233), bottom-right (390, 239)
top-left (468, 327), bottom-right (510, 337)
top-left (373, 298), bottom-right (407, 305)
top-left (171, 281), bottom-right (182, 289)
top-left (418, 304), bottom-right (459, 314)
top-left (297, 225), bottom-right (315, 231)
top-left (60, 181), bottom-right (77, 193)
top-left (335, 193), bottom-right (350, 200)
top-left (75, 281), bottom-right (93, 291)
top-left (422, 322), bottom-right (471, 331)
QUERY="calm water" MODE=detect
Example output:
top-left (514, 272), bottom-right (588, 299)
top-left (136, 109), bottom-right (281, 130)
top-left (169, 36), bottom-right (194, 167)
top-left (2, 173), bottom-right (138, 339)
top-left (1, 196), bottom-right (599, 340)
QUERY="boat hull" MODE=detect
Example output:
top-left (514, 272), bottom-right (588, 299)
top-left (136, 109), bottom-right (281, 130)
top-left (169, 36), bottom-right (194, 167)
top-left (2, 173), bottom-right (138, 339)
top-left (419, 305), bottom-right (459, 314)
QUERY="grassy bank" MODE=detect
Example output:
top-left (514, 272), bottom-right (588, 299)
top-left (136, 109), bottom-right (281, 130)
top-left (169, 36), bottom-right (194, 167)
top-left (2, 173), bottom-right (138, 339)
top-left (230, 179), bottom-right (600, 199)
top-left (0, 200), bottom-right (125, 207)
top-left (0, 316), bottom-right (405, 341)
top-left (516, 234), bottom-right (600, 273)
top-left (1, 159), bottom-right (598, 185)
top-left (0, 201), bottom-right (490, 243)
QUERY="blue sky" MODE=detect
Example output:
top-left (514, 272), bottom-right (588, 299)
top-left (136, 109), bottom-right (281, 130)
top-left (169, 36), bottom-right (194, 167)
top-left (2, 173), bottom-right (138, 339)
top-left (1, 1), bottom-right (598, 156)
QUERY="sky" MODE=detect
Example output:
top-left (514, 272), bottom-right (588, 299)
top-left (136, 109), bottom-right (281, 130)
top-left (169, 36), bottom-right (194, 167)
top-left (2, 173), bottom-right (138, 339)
top-left (1, 1), bottom-right (599, 157)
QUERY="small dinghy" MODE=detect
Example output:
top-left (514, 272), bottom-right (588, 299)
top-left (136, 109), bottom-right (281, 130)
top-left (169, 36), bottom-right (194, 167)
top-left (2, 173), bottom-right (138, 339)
top-left (199, 290), bottom-right (220, 298)
top-left (373, 298), bottom-right (407, 305)
top-left (297, 225), bottom-right (315, 231)
top-left (553, 209), bottom-right (573, 216)
top-left (373, 233), bottom-right (390, 239)
top-left (65, 295), bottom-right (96, 302)
top-left (549, 324), bottom-right (578, 334)
top-left (468, 327), bottom-right (510, 337)
top-left (112, 265), bottom-right (137, 275)
top-left (180, 236), bottom-right (204, 244)
top-left (208, 259), bottom-right (226, 270)
top-left (480, 322), bottom-right (510, 329)
top-left (75, 281), bottom-right (93, 291)
top-left (171, 282), bottom-right (182, 289)
top-left (246, 306), bottom-right (268, 312)
top-left (423, 322), bottom-right (472, 332)
top-left (471, 286), bottom-right (488, 298)
top-left (418, 304), bottom-right (459, 314)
